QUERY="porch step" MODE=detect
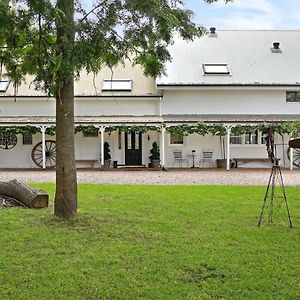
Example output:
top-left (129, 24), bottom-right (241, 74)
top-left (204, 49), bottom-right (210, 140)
top-left (118, 165), bottom-right (146, 169)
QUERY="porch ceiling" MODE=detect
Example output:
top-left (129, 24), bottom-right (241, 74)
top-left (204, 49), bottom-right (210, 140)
top-left (1, 114), bottom-right (299, 126)
top-left (163, 114), bottom-right (300, 124)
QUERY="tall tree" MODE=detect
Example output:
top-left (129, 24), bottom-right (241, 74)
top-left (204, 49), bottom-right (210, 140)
top-left (0, 0), bottom-right (231, 218)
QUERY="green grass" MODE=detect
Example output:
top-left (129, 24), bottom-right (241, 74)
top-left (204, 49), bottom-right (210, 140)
top-left (0, 184), bottom-right (299, 300)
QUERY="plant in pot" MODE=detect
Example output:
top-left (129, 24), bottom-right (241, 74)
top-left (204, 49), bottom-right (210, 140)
top-left (103, 142), bottom-right (111, 168)
top-left (211, 125), bottom-right (227, 168)
top-left (149, 142), bottom-right (160, 168)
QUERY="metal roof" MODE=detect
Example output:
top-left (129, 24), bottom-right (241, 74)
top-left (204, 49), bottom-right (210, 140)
top-left (0, 114), bottom-right (298, 125)
top-left (157, 30), bottom-right (300, 86)
top-left (0, 116), bottom-right (163, 125)
top-left (163, 114), bottom-right (300, 123)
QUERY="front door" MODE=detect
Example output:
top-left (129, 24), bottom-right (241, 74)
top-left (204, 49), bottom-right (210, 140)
top-left (125, 131), bottom-right (142, 165)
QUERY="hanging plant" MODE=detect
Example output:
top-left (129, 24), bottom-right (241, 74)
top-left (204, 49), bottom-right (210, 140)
top-left (0, 125), bottom-right (40, 135)
top-left (167, 124), bottom-right (197, 136)
top-left (75, 125), bottom-right (98, 136)
top-left (45, 126), bottom-right (56, 136)
top-left (208, 124), bottom-right (227, 136)
top-left (106, 125), bottom-right (160, 133)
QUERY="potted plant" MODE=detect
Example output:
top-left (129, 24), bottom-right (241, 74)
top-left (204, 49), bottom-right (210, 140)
top-left (149, 142), bottom-right (160, 168)
top-left (216, 135), bottom-right (227, 168)
top-left (103, 142), bottom-right (111, 168)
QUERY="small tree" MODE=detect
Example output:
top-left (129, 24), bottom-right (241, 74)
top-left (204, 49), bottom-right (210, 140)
top-left (104, 142), bottom-right (111, 161)
top-left (149, 142), bottom-right (160, 161)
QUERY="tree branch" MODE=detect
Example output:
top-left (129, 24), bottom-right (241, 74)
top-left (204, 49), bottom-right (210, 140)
top-left (80, 0), bottom-right (108, 23)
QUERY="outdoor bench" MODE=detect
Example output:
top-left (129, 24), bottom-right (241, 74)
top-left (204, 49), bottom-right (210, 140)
top-left (75, 159), bottom-right (98, 168)
top-left (233, 158), bottom-right (271, 168)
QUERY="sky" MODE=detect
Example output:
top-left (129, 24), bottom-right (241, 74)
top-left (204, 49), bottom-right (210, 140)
top-left (185, 0), bottom-right (300, 30)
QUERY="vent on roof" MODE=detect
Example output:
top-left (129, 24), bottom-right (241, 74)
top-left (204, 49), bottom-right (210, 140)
top-left (271, 42), bottom-right (282, 53)
top-left (102, 79), bottom-right (132, 91)
top-left (208, 27), bottom-right (217, 37)
top-left (0, 80), bottom-right (10, 92)
top-left (202, 64), bottom-right (230, 75)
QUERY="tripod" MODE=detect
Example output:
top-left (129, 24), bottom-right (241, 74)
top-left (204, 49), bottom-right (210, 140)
top-left (258, 161), bottom-right (293, 228)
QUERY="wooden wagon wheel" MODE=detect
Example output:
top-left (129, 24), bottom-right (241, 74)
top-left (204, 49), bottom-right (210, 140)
top-left (287, 147), bottom-right (300, 167)
top-left (31, 140), bottom-right (56, 168)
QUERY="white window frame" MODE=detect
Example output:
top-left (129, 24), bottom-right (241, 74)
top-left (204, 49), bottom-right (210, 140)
top-left (230, 130), bottom-right (263, 146)
top-left (102, 79), bottom-right (132, 91)
top-left (202, 64), bottom-right (230, 75)
top-left (0, 80), bottom-right (10, 92)
top-left (286, 91), bottom-right (300, 102)
top-left (169, 133), bottom-right (184, 146)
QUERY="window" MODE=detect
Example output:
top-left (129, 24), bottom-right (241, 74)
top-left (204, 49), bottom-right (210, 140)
top-left (170, 133), bottom-right (183, 145)
top-left (22, 133), bottom-right (33, 145)
top-left (261, 130), bottom-right (269, 144)
top-left (286, 91), bottom-right (300, 102)
top-left (102, 79), bottom-right (132, 91)
top-left (230, 134), bottom-right (242, 145)
top-left (202, 64), bottom-right (230, 75)
top-left (245, 130), bottom-right (258, 144)
top-left (230, 130), bottom-right (260, 145)
top-left (0, 80), bottom-right (10, 92)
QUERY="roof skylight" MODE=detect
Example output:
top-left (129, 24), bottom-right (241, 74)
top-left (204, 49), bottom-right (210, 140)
top-left (202, 64), bottom-right (230, 75)
top-left (102, 79), bottom-right (132, 91)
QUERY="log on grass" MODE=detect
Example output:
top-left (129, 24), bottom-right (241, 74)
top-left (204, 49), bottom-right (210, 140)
top-left (0, 179), bottom-right (49, 208)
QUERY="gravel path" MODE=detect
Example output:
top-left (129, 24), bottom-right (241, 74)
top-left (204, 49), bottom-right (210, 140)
top-left (0, 169), bottom-right (300, 186)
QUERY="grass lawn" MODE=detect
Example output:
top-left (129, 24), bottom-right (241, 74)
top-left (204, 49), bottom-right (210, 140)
top-left (0, 184), bottom-right (299, 299)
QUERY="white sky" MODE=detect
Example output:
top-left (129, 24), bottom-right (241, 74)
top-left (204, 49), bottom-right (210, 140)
top-left (82, 0), bottom-right (300, 30)
top-left (186, 0), bottom-right (300, 29)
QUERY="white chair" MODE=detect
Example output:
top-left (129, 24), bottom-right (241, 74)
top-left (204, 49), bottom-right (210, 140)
top-left (173, 150), bottom-right (189, 167)
top-left (200, 149), bottom-right (213, 168)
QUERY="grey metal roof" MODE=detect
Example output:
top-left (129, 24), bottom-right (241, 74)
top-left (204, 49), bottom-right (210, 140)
top-left (163, 114), bottom-right (300, 123)
top-left (157, 30), bottom-right (300, 86)
top-left (0, 116), bottom-right (163, 125)
top-left (0, 114), bottom-right (298, 125)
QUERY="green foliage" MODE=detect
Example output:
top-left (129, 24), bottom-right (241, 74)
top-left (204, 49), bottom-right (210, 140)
top-left (106, 125), bottom-right (160, 133)
top-left (166, 122), bottom-right (293, 136)
top-left (282, 121), bottom-right (300, 138)
top-left (149, 141), bottom-right (160, 160)
top-left (75, 125), bottom-right (98, 136)
top-left (104, 141), bottom-right (111, 160)
top-left (0, 183), bottom-right (299, 299)
top-left (0, 125), bottom-right (40, 135)
top-left (0, 122), bottom-right (297, 138)
top-left (0, 0), bottom-right (216, 94)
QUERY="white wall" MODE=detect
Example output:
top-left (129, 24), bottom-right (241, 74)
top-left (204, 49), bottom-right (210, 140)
top-left (75, 99), bottom-right (159, 116)
top-left (162, 89), bottom-right (299, 115)
top-left (0, 98), bottom-right (159, 117)
top-left (0, 133), bottom-right (54, 168)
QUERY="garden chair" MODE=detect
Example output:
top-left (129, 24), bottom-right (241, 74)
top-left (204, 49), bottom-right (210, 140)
top-left (200, 149), bottom-right (214, 168)
top-left (173, 150), bottom-right (189, 167)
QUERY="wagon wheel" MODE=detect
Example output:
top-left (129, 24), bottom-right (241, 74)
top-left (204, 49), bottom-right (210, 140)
top-left (287, 147), bottom-right (300, 167)
top-left (31, 140), bottom-right (56, 168)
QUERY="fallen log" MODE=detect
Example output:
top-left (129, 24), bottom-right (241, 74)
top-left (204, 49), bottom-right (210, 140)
top-left (0, 179), bottom-right (49, 208)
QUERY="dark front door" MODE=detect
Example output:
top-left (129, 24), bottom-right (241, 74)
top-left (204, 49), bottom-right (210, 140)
top-left (125, 131), bottom-right (142, 165)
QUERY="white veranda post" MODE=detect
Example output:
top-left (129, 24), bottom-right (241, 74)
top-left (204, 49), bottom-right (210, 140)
top-left (99, 126), bottom-right (105, 167)
top-left (290, 145), bottom-right (293, 171)
top-left (160, 126), bottom-right (166, 168)
top-left (40, 126), bottom-right (47, 169)
top-left (225, 126), bottom-right (232, 171)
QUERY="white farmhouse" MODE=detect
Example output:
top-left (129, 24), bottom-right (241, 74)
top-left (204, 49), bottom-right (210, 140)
top-left (1, 29), bottom-right (300, 169)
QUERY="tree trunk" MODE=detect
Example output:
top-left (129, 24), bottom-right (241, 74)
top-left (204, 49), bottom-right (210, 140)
top-left (54, 0), bottom-right (77, 218)
top-left (54, 82), bottom-right (77, 218)
top-left (0, 179), bottom-right (48, 208)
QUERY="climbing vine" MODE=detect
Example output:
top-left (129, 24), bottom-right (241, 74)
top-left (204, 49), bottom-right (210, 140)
top-left (0, 122), bottom-right (299, 137)
top-left (106, 125), bottom-right (160, 133)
